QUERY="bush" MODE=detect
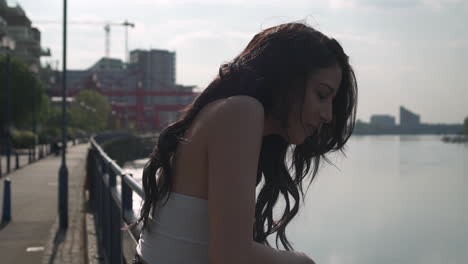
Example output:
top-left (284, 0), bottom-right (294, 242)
top-left (38, 127), bottom-right (60, 144)
top-left (73, 128), bottom-right (89, 139)
top-left (11, 129), bottom-right (37, 149)
top-left (38, 127), bottom-right (88, 144)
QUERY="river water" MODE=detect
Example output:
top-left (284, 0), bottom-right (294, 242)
top-left (123, 135), bottom-right (468, 264)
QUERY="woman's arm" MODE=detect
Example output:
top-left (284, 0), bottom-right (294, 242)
top-left (205, 95), bottom-right (314, 264)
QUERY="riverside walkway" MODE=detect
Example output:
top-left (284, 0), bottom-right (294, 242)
top-left (0, 142), bottom-right (91, 264)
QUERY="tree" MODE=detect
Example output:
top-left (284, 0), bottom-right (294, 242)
top-left (0, 55), bottom-right (48, 129)
top-left (69, 90), bottom-right (111, 133)
top-left (40, 104), bottom-right (67, 142)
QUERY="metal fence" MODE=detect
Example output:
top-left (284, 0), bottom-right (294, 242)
top-left (1, 144), bottom-right (52, 178)
top-left (87, 137), bottom-right (144, 264)
top-left (0, 138), bottom-right (86, 178)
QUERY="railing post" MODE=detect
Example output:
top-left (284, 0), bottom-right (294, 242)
top-left (101, 157), bottom-right (111, 263)
top-left (2, 178), bottom-right (11, 222)
top-left (107, 166), bottom-right (117, 263)
top-left (32, 145), bottom-right (36, 161)
top-left (109, 168), bottom-right (122, 264)
top-left (6, 140), bottom-right (10, 173)
top-left (94, 150), bottom-right (104, 260)
top-left (15, 152), bottom-right (19, 170)
top-left (122, 174), bottom-right (133, 219)
top-left (39, 144), bottom-right (44, 159)
top-left (109, 165), bottom-right (116, 187)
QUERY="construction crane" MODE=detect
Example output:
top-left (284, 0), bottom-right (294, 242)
top-left (35, 20), bottom-right (135, 62)
top-left (104, 20), bottom-right (135, 62)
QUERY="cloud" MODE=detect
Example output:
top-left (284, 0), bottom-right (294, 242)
top-left (447, 39), bottom-right (468, 48)
top-left (332, 32), bottom-right (401, 48)
top-left (167, 30), bottom-right (251, 49)
top-left (329, 0), bottom-right (420, 9)
top-left (131, 0), bottom-right (327, 9)
top-left (164, 29), bottom-right (253, 87)
top-left (359, 0), bottom-right (420, 8)
top-left (133, 0), bottom-right (287, 5)
top-left (329, 0), bottom-right (357, 9)
top-left (421, 0), bottom-right (468, 11)
top-left (329, 0), bottom-right (468, 10)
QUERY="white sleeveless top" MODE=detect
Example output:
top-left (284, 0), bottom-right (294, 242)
top-left (136, 192), bottom-right (209, 264)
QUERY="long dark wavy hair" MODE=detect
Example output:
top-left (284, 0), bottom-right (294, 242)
top-left (136, 22), bottom-right (358, 251)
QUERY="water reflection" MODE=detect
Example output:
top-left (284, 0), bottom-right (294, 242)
top-left (124, 135), bottom-right (468, 264)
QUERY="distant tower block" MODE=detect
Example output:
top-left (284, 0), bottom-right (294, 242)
top-left (400, 106), bottom-right (420, 128)
top-left (129, 49), bottom-right (176, 91)
top-left (370, 114), bottom-right (396, 127)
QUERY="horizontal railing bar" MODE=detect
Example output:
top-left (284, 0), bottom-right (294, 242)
top-left (91, 138), bottom-right (144, 197)
top-left (90, 138), bottom-right (126, 176)
top-left (122, 174), bottom-right (145, 199)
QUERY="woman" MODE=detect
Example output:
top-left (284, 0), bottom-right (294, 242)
top-left (133, 22), bottom-right (357, 264)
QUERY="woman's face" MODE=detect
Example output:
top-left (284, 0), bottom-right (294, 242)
top-left (285, 64), bottom-right (342, 145)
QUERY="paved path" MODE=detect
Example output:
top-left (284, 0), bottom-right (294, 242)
top-left (0, 143), bottom-right (89, 264)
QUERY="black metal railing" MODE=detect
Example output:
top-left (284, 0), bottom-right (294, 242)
top-left (88, 137), bottom-right (144, 264)
top-left (0, 138), bottom-right (86, 178)
top-left (0, 143), bottom-right (52, 178)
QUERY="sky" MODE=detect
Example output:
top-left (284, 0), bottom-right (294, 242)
top-left (8, 0), bottom-right (468, 124)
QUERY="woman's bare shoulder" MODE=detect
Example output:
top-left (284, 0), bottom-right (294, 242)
top-left (201, 95), bottom-right (265, 126)
top-left (189, 95), bottom-right (264, 157)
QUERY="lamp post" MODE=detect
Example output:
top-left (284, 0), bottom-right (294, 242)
top-left (58, 0), bottom-right (69, 230)
top-left (28, 63), bottom-right (39, 162)
top-left (32, 78), bottom-right (37, 161)
top-left (1, 36), bottom-right (15, 175)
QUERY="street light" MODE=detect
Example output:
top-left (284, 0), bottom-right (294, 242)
top-left (31, 76), bottom-right (37, 162)
top-left (58, 0), bottom-right (69, 230)
top-left (1, 36), bottom-right (16, 175)
top-left (28, 64), bottom-right (40, 163)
